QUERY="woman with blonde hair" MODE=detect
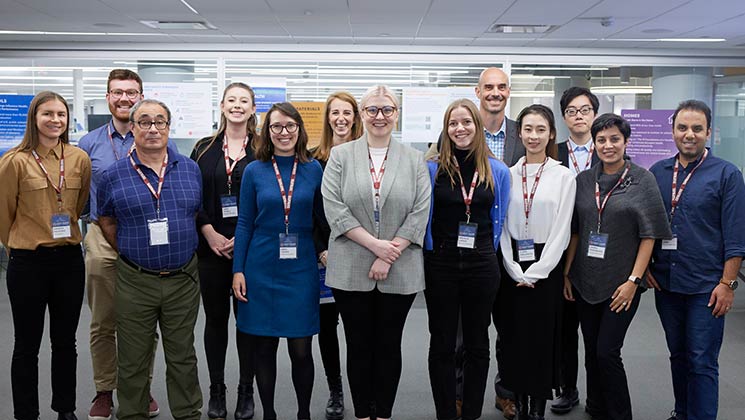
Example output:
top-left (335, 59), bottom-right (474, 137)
top-left (0, 91), bottom-right (91, 420)
top-left (312, 91), bottom-right (363, 420)
top-left (424, 98), bottom-right (511, 420)
top-left (190, 82), bottom-right (258, 420)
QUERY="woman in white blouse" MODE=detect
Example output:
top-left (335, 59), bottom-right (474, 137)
top-left (496, 104), bottom-right (576, 420)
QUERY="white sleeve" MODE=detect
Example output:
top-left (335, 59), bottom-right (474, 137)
top-left (500, 218), bottom-right (525, 283)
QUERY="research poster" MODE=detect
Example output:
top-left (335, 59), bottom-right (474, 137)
top-left (621, 109), bottom-right (676, 169)
top-left (0, 94), bottom-right (34, 156)
top-left (144, 83), bottom-right (213, 139)
top-left (292, 101), bottom-right (324, 149)
top-left (401, 87), bottom-right (479, 143)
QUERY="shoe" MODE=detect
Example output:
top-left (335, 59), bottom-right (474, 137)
top-left (496, 395), bottom-right (516, 420)
top-left (235, 383), bottom-right (255, 420)
top-left (325, 376), bottom-right (345, 420)
top-left (148, 394), bottom-right (160, 417)
top-left (667, 410), bottom-right (685, 420)
top-left (550, 387), bottom-right (579, 415)
top-left (528, 396), bottom-right (546, 420)
top-left (207, 383), bottom-right (227, 419)
top-left (88, 391), bottom-right (113, 420)
top-left (514, 394), bottom-right (528, 420)
top-left (58, 413), bottom-right (78, 420)
top-left (455, 399), bottom-right (462, 419)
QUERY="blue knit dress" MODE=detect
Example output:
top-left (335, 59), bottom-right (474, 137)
top-left (232, 154), bottom-right (323, 337)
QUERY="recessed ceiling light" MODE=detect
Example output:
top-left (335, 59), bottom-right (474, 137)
top-left (641, 28), bottom-right (673, 34)
top-left (487, 24), bottom-right (558, 34)
top-left (140, 20), bottom-right (216, 30)
top-left (93, 23), bottom-right (124, 28)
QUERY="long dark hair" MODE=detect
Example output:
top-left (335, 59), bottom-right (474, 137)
top-left (516, 104), bottom-right (558, 160)
top-left (195, 82), bottom-right (258, 162)
top-left (254, 102), bottom-right (312, 163)
top-left (12, 91), bottom-right (70, 153)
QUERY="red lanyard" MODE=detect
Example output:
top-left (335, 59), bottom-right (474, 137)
top-left (567, 141), bottom-right (594, 174)
top-left (223, 135), bottom-right (248, 195)
top-left (368, 147), bottom-right (389, 234)
top-left (271, 155), bottom-right (299, 234)
top-left (522, 157), bottom-right (548, 229)
top-left (453, 158), bottom-right (479, 223)
top-left (129, 150), bottom-right (168, 217)
top-left (594, 163), bottom-right (630, 232)
top-left (107, 121), bottom-right (132, 161)
top-left (670, 149), bottom-right (707, 221)
top-left (31, 143), bottom-right (65, 212)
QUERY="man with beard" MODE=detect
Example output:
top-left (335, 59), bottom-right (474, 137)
top-left (79, 69), bottom-right (161, 420)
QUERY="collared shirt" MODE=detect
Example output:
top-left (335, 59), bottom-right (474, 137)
top-left (0, 142), bottom-right (91, 250)
top-left (649, 149), bottom-right (745, 294)
top-left (78, 120), bottom-right (134, 221)
top-left (567, 137), bottom-right (593, 176)
top-left (97, 148), bottom-right (202, 271)
top-left (484, 117), bottom-right (507, 161)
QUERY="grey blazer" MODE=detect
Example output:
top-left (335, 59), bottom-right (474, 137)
top-left (503, 118), bottom-right (525, 167)
top-left (321, 134), bottom-right (431, 294)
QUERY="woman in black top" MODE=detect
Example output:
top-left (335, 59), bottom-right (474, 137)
top-left (190, 82), bottom-right (257, 420)
top-left (312, 91), bottom-right (363, 420)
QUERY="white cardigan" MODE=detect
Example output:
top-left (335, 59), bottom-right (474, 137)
top-left (500, 157), bottom-right (576, 285)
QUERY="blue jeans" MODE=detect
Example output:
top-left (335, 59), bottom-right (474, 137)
top-left (655, 289), bottom-right (725, 420)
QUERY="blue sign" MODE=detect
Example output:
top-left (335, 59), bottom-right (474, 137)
top-left (253, 86), bottom-right (287, 114)
top-left (0, 95), bottom-right (34, 157)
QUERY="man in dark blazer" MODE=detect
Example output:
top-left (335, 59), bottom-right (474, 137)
top-left (552, 86), bottom-right (599, 416)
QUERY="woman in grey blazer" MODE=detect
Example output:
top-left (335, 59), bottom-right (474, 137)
top-left (321, 85), bottom-right (431, 420)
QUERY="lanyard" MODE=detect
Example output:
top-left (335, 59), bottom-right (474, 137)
top-left (107, 121), bottom-right (133, 161)
top-left (567, 141), bottom-right (594, 174)
top-left (594, 163), bottom-right (630, 232)
top-left (223, 135), bottom-right (249, 195)
top-left (271, 155), bottom-right (299, 235)
top-left (31, 143), bottom-right (65, 212)
top-left (453, 158), bottom-right (479, 224)
top-left (129, 150), bottom-right (169, 218)
top-left (670, 149), bottom-right (707, 221)
top-left (522, 157), bottom-right (548, 230)
top-left (368, 147), bottom-right (389, 235)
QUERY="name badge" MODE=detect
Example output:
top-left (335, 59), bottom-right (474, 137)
top-left (147, 218), bottom-right (170, 246)
top-left (517, 239), bottom-right (536, 262)
top-left (51, 213), bottom-right (71, 239)
top-left (457, 222), bottom-right (478, 249)
top-left (220, 194), bottom-right (238, 218)
top-left (587, 232), bottom-right (609, 259)
top-left (319, 263), bottom-right (334, 304)
top-left (661, 235), bottom-right (678, 251)
top-left (279, 233), bottom-right (298, 259)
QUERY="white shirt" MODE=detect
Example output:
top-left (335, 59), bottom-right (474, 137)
top-left (500, 157), bottom-right (577, 285)
top-left (567, 137), bottom-right (593, 176)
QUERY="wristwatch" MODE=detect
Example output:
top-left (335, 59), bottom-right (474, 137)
top-left (720, 278), bottom-right (739, 291)
top-left (628, 275), bottom-right (642, 285)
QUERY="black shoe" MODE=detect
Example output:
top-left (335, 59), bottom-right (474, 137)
top-left (235, 383), bottom-right (255, 420)
top-left (528, 396), bottom-right (546, 420)
top-left (667, 410), bottom-right (685, 420)
top-left (514, 394), bottom-right (529, 420)
top-left (207, 383), bottom-right (227, 420)
top-left (57, 413), bottom-right (78, 420)
top-left (325, 376), bottom-right (345, 420)
top-left (550, 388), bottom-right (579, 414)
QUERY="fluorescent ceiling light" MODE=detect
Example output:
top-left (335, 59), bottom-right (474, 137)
top-left (592, 86), bottom-right (653, 94)
top-left (0, 30), bottom-right (167, 36)
top-left (605, 38), bottom-right (725, 43)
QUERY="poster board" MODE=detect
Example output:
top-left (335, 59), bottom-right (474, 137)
top-left (0, 95), bottom-right (34, 156)
top-left (292, 101), bottom-right (324, 150)
top-left (401, 87), bottom-right (479, 143)
top-left (144, 83), bottom-right (213, 139)
top-left (621, 109), bottom-right (676, 169)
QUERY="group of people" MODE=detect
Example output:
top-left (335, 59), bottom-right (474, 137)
top-left (0, 66), bottom-right (743, 420)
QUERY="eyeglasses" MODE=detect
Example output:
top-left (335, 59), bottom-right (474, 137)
top-left (269, 122), bottom-right (299, 134)
top-left (109, 89), bottom-right (141, 99)
top-left (564, 105), bottom-right (594, 117)
top-left (364, 106), bottom-right (397, 118)
top-left (136, 120), bottom-right (170, 130)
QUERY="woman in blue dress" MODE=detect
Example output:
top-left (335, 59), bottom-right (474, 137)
top-left (232, 102), bottom-right (324, 420)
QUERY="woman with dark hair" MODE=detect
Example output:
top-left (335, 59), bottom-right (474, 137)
top-left (232, 102), bottom-right (323, 420)
top-left (564, 113), bottom-right (671, 420)
top-left (190, 82), bottom-right (257, 420)
top-left (497, 104), bottom-right (576, 420)
top-left (0, 91), bottom-right (91, 420)
top-left (312, 91), bottom-right (364, 420)
top-left (424, 98), bottom-right (510, 420)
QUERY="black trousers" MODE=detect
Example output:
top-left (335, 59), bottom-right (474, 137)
top-left (249, 333), bottom-right (314, 420)
top-left (7, 245), bottom-right (85, 420)
top-left (319, 302), bottom-right (342, 381)
top-left (333, 287), bottom-right (416, 419)
top-left (575, 287), bottom-right (642, 420)
top-left (198, 253), bottom-right (254, 386)
top-left (424, 245), bottom-right (499, 420)
top-left (491, 248), bottom-right (515, 400)
top-left (559, 297), bottom-right (580, 391)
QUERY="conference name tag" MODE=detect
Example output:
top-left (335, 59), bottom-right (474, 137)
top-left (51, 213), bottom-right (71, 239)
top-left (517, 239), bottom-right (536, 262)
top-left (457, 222), bottom-right (478, 249)
top-left (587, 232), bottom-right (609, 259)
top-left (148, 218), bottom-right (170, 246)
top-left (220, 195), bottom-right (238, 218)
top-left (279, 233), bottom-right (298, 259)
top-left (661, 235), bottom-right (678, 251)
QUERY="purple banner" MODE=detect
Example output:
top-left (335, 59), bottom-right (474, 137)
top-left (621, 109), bottom-right (676, 169)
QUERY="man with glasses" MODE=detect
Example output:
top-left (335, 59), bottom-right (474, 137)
top-left (97, 99), bottom-right (203, 420)
top-left (78, 69), bottom-right (161, 420)
top-left (551, 87), bottom-right (600, 416)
